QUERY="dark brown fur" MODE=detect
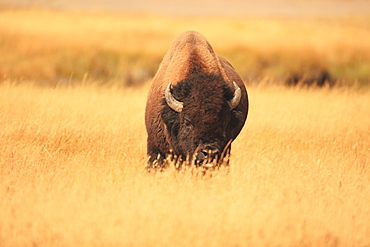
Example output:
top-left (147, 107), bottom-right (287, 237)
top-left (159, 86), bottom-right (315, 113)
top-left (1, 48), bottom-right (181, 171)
top-left (145, 31), bottom-right (248, 167)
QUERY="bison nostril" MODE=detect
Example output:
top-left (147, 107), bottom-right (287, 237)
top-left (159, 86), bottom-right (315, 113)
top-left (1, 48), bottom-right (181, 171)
top-left (201, 149), bottom-right (209, 157)
top-left (200, 148), bottom-right (220, 159)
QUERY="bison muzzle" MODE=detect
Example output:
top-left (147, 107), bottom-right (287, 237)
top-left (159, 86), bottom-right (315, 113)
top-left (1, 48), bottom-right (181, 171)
top-left (145, 31), bottom-right (249, 169)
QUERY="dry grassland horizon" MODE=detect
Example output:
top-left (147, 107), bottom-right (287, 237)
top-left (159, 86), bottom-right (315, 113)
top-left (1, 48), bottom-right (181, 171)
top-left (1, 9), bottom-right (370, 85)
top-left (1, 81), bottom-right (369, 246)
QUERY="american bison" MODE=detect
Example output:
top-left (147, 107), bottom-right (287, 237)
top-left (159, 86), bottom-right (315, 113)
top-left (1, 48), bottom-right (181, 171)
top-left (145, 31), bottom-right (248, 169)
top-left (286, 70), bottom-right (334, 87)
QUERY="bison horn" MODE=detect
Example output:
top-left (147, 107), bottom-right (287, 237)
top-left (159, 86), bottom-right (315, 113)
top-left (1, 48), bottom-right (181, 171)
top-left (165, 82), bottom-right (183, 112)
top-left (228, 81), bottom-right (241, 110)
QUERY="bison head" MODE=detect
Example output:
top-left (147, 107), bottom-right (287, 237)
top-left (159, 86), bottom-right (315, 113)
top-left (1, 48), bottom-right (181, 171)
top-left (161, 73), bottom-right (244, 166)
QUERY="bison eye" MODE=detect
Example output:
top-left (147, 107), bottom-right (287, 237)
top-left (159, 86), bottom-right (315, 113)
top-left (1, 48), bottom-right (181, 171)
top-left (184, 118), bottom-right (193, 129)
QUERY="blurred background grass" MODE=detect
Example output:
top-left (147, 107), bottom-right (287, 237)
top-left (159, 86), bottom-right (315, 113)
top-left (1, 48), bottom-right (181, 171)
top-left (0, 2), bottom-right (370, 87)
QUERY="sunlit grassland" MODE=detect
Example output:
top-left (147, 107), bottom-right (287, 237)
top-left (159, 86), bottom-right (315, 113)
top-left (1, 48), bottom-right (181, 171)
top-left (1, 81), bottom-right (369, 246)
top-left (1, 9), bottom-right (370, 84)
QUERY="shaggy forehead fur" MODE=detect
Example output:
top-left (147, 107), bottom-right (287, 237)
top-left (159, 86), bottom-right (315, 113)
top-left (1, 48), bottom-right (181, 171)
top-left (171, 73), bottom-right (234, 113)
top-left (170, 73), bottom-right (234, 140)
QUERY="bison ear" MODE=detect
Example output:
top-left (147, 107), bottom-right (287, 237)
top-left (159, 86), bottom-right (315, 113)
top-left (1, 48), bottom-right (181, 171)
top-left (228, 82), bottom-right (241, 110)
top-left (165, 82), bottom-right (183, 112)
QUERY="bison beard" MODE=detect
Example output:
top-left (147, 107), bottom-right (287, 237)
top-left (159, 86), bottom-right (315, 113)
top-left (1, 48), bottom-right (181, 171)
top-left (154, 73), bottom-right (245, 168)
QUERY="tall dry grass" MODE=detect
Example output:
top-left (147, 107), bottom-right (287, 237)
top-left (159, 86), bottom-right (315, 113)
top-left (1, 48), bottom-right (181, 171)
top-left (1, 81), bottom-right (369, 246)
top-left (1, 9), bottom-right (370, 84)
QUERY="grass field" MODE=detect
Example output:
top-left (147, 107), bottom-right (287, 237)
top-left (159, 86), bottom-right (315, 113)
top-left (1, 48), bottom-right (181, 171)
top-left (1, 81), bottom-right (369, 246)
top-left (1, 9), bottom-right (370, 85)
top-left (1, 6), bottom-right (370, 247)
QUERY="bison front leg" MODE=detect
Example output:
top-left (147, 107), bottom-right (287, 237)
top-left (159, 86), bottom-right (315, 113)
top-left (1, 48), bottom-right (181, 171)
top-left (146, 145), bottom-right (167, 172)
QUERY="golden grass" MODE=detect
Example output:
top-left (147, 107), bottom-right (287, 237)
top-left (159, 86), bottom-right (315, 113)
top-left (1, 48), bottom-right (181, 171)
top-left (1, 81), bottom-right (369, 246)
top-left (1, 9), bottom-right (370, 83)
